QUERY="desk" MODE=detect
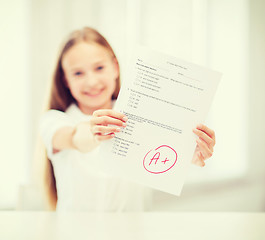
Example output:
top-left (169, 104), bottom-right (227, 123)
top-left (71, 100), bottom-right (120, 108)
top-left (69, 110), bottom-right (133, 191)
top-left (0, 212), bottom-right (264, 240)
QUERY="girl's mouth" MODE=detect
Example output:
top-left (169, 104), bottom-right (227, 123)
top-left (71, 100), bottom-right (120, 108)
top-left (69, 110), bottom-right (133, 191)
top-left (83, 88), bottom-right (104, 97)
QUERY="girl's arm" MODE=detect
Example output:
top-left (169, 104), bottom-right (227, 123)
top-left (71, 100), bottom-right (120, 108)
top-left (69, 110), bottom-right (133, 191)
top-left (52, 126), bottom-right (77, 153)
top-left (52, 109), bottom-right (127, 153)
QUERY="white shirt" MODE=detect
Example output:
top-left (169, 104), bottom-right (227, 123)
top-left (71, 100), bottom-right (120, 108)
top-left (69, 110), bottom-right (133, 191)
top-left (40, 103), bottom-right (152, 212)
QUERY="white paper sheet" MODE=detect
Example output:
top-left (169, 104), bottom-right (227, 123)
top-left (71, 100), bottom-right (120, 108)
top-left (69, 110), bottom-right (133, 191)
top-left (98, 45), bottom-right (221, 195)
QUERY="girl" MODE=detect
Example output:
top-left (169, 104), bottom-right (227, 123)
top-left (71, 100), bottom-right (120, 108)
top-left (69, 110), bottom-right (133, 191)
top-left (39, 27), bottom-right (216, 211)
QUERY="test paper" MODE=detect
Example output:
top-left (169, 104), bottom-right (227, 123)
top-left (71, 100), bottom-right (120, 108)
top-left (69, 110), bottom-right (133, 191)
top-left (98, 45), bottom-right (221, 195)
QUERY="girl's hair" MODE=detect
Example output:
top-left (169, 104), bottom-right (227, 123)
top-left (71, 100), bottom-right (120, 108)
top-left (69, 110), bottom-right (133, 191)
top-left (43, 27), bottom-right (121, 210)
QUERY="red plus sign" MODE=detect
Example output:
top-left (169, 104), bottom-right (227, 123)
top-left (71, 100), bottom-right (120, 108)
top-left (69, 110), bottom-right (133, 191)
top-left (161, 157), bottom-right (170, 164)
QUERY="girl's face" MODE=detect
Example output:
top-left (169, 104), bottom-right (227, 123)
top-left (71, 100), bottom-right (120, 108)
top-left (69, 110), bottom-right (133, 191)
top-left (62, 42), bottom-right (119, 114)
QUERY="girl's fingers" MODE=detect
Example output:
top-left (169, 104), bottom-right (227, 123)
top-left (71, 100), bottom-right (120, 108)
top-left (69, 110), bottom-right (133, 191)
top-left (92, 125), bottom-right (121, 135)
top-left (90, 116), bottom-right (127, 127)
top-left (89, 110), bottom-right (128, 142)
top-left (196, 138), bottom-right (213, 160)
top-left (196, 124), bottom-right (216, 143)
top-left (193, 128), bottom-right (215, 149)
top-left (196, 152), bottom-right (206, 167)
top-left (192, 151), bottom-right (205, 167)
top-left (95, 133), bottom-right (115, 142)
top-left (93, 109), bottom-right (128, 122)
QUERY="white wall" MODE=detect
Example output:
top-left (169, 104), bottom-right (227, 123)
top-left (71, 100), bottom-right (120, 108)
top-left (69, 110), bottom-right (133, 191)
top-left (248, 0), bottom-right (265, 177)
top-left (0, 0), bottom-right (31, 209)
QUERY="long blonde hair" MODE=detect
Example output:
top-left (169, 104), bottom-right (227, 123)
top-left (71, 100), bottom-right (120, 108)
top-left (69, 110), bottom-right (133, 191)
top-left (42, 27), bottom-right (121, 210)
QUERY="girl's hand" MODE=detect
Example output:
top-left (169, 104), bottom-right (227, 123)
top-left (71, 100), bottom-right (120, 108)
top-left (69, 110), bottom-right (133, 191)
top-left (192, 124), bottom-right (216, 167)
top-left (89, 109), bottom-right (127, 142)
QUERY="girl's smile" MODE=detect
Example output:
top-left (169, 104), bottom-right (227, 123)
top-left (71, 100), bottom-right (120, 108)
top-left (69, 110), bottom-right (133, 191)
top-left (83, 88), bottom-right (105, 97)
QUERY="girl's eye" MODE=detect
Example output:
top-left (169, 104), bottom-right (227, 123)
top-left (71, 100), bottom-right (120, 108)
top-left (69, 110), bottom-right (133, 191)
top-left (74, 71), bottom-right (83, 76)
top-left (96, 66), bottom-right (104, 71)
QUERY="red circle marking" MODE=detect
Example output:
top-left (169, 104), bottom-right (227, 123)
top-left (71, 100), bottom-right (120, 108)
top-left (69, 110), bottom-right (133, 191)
top-left (143, 145), bottom-right (178, 174)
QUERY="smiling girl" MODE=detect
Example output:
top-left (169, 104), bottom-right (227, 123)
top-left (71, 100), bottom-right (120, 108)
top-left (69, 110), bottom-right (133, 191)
top-left (39, 27), bottom-right (215, 211)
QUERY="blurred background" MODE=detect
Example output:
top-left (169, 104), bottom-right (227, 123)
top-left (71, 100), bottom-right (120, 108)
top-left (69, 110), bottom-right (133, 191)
top-left (0, 0), bottom-right (264, 211)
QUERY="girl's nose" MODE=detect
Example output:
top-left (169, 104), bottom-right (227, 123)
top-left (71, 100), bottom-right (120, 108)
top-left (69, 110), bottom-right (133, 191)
top-left (84, 72), bottom-right (98, 87)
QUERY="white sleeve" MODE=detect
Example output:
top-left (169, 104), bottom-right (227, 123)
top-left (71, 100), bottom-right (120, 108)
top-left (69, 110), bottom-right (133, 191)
top-left (39, 110), bottom-right (75, 159)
